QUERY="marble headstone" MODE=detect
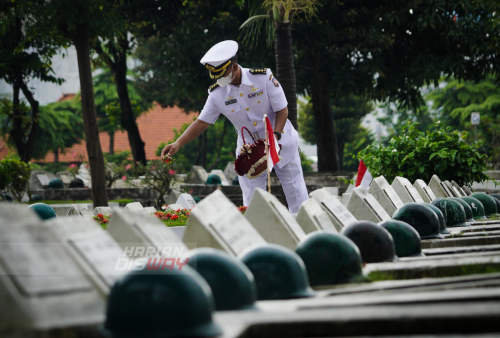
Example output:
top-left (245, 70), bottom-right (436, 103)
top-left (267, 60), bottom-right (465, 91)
top-left (347, 186), bottom-right (391, 223)
top-left (182, 189), bottom-right (266, 256)
top-left (413, 179), bottom-right (437, 203)
top-left (67, 204), bottom-right (94, 218)
top-left (245, 188), bottom-right (306, 250)
top-left (164, 203), bottom-right (184, 211)
top-left (189, 165), bottom-right (209, 184)
top-left (93, 207), bottom-right (114, 216)
top-left (451, 180), bottom-right (468, 196)
top-left (296, 198), bottom-right (337, 234)
top-left (224, 161), bottom-right (237, 182)
top-left (369, 176), bottom-right (404, 215)
top-left (392, 176), bottom-right (424, 203)
top-left (0, 205), bottom-right (104, 331)
top-left (124, 202), bottom-right (143, 212)
top-left (137, 206), bottom-right (157, 215)
top-left (44, 216), bottom-right (128, 295)
top-left (107, 208), bottom-right (187, 259)
top-left (176, 193), bottom-right (197, 209)
top-left (209, 169), bottom-right (230, 186)
top-left (428, 175), bottom-right (452, 198)
top-left (444, 180), bottom-right (463, 197)
top-left (310, 188), bottom-right (357, 231)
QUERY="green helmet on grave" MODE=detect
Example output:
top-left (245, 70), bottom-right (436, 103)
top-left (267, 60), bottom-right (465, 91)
top-left (101, 265), bottom-right (222, 338)
top-left (295, 231), bottom-right (364, 286)
top-left (448, 197), bottom-right (475, 223)
top-left (341, 221), bottom-right (398, 263)
top-left (471, 193), bottom-right (499, 217)
top-left (240, 244), bottom-right (315, 300)
top-left (184, 248), bottom-right (257, 311)
top-left (489, 196), bottom-right (500, 215)
top-left (48, 178), bottom-right (64, 189)
top-left (420, 203), bottom-right (450, 235)
top-left (460, 196), bottom-right (487, 220)
top-left (392, 203), bottom-right (444, 239)
top-left (27, 203), bottom-right (57, 220)
top-left (431, 198), bottom-right (469, 227)
top-left (31, 194), bottom-right (43, 202)
top-left (489, 193), bottom-right (500, 202)
top-left (232, 176), bottom-right (239, 185)
top-left (206, 174), bottom-right (221, 185)
top-left (379, 219), bottom-right (424, 257)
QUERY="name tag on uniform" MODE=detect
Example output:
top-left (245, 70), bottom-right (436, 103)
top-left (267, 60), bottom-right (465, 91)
top-left (225, 99), bottom-right (237, 105)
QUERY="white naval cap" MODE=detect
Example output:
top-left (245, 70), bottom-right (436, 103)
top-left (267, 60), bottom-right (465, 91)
top-left (200, 40), bottom-right (238, 79)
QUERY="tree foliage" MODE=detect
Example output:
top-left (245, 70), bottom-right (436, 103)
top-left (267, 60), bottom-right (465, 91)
top-left (0, 156), bottom-right (30, 201)
top-left (358, 121), bottom-right (489, 186)
top-left (428, 75), bottom-right (500, 169)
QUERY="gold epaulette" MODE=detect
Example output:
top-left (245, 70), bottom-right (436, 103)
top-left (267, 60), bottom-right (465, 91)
top-left (249, 68), bottom-right (267, 75)
top-left (209, 82), bottom-right (220, 92)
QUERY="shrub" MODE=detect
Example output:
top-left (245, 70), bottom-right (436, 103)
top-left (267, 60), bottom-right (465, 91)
top-left (0, 157), bottom-right (31, 201)
top-left (357, 121), bottom-right (489, 186)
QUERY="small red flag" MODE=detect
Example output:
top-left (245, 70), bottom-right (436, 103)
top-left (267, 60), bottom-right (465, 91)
top-left (265, 116), bottom-right (280, 172)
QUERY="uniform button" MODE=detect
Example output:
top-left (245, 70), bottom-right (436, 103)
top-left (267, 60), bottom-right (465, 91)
top-left (253, 122), bottom-right (257, 126)
top-left (231, 109), bottom-right (234, 112)
top-left (246, 107), bottom-right (249, 111)
top-left (258, 101), bottom-right (261, 104)
top-left (240, 93), bottom-right (243, 97)
top-left (282, 130), bottom-right (285, 133)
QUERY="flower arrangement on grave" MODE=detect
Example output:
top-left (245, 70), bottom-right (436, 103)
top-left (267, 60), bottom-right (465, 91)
top-left (155, 207), bottom-right (191, 227)
top-left (93, 213), bottom-right (110, 229)
top-left (238, 206), bottom-right (248, 214)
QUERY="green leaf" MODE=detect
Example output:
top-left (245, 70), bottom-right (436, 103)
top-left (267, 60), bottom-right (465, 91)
top-left (239, 15), bottom-right (270, 30)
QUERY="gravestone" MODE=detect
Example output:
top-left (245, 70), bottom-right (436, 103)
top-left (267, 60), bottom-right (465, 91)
top-left (310, 188), bottom-right (357, 231)
top-left (224, 161), bottom-right (237, 182)
top-left (67, 204), bottom-right (94, 218)
top-left (77, 163), bottom-right (91, 188)
top-left (93, 206), bottom-right (113, 216)
top-left (164, 203), bottom-right (184, 211)
top-left (451, 180), bottom-right (468, 196)
top-left (209, 169), bottom-right (230, 186)
top-left (182, 189), bottom-right (266, 256)
top-left (369, 176), bottom-right (404, 215)
top-left (44, 216), bottom-right (129, 296)
top-left (188, 165), bottom-right (209, 184)
top-left (444, 180), bottom-right (463, 197)
top-left (324, 187), bottom-right (339, 196)
top-left (165, 188), bottom-right (182, 205)
top-left (33, 171), bottom-right (50, 189)
top-left (107, 208), bottom-right (188, 259)
top-left (137, 206), bottom-right (157, 215)
top-left (463, 185), bottom-right (473, 196)
top-left (347, 186), bottom-right (391, 223)
top-left (176, 193), bottom-right (197, 209)
top-left (57, 171), bottom-right (72, 188)
top-left (428, 175), bottom-right (452, 198)
top-left (413, 179), bottom-right (437, 203)
top-left (0, 204), bottom-right (104, 331)
top-left (124, 202), bottom-right (143, 212)
top-left (296, 198), bottom-right (337, 234)
top-left (392, 176), bottom-right (424, 203)
top-left (245, 188), bottom-right (306, 250)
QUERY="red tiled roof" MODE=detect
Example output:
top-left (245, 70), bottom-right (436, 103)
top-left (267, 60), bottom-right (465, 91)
top-left (1, 102), bottom-right (198, 162)
top-left (57, 93), bottom-right (76, 102)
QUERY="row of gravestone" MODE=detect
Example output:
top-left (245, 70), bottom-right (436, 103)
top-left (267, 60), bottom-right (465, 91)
top-left (2, 175), bottom-right (500, 336)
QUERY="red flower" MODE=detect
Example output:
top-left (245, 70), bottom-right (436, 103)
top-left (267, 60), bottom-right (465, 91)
top-left (97, 213), bottom-right (104, 219)
top-left (171, 214), bottom-right (179, 220)
top-left (103, 219), bottom-right (108, 223)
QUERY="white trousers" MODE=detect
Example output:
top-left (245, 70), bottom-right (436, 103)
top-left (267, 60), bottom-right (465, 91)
top-left (238, 152), bottom-right (309, 213)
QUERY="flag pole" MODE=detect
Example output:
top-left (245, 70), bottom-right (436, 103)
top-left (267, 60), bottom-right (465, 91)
top-left (264, 114), bottom-right (271, 194)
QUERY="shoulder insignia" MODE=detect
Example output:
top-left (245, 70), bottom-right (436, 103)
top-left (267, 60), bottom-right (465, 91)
top-left (249, 68), bottom-right (267, 75)
top-left (209, 82), bottom-right (220, 92)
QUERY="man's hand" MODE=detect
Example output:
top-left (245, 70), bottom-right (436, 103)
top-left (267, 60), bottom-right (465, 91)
top-left (161, 142), bottom-right (180, 158)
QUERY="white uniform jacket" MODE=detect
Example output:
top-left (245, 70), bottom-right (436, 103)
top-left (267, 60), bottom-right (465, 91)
top-left (198, 66), bottom-right (299, 169)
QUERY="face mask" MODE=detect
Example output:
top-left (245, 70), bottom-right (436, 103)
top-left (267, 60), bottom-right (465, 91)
top-left (217, 68), bottom-right (234, 87)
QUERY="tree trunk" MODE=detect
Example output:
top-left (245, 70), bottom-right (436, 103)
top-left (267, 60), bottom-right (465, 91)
top-left (54, 148), bottom-right (59, 163)
top-left (109, 131), bottom-right (115, 155)
top-left (113, 37), bottom-right (147, 164)
top-left (72, 23), bottom-right (108, 207)
top-left (275, 21), bottom-right (298, 130)
top-left (311, 55), bottom-right (340, 171)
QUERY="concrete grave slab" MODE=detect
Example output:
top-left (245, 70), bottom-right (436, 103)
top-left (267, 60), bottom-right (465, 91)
top-left (463, 185), bottom-right (473, 196)
top-left (392, 176), bottom-right (424, 203)
top-left (323, 187), bottom-right (339, 196)
top-left (413, 179), bottom-right (437, 203)
top-left (245, 188), bottom-right (306, 250)
top-left (176, 193), bottom-right (197, 209)
top-left (137, 206), bottom-right (157, 215)
top-left (183, 189), bottom-right (266, 256)
top-left (93, 207), bottom-right (113, 216)
top-left (429, 175), bottom-right (452, 198)
top-left (56, 172), bottom-right (72, 187)
top-left (123, 202), bottom-right (143, 212)
top-left (444, 180), bottom-right (462, 197)
top-left (164, 203), bottom-right (184, 211)
top-left (188, 165), bottom-right (209, 184)
top-left (224, 161), bottom-right (237, 182)
top-left (296, 198), bottom-right (337, 234)
top-left (422, 235), bottom-right (500, 249)
top-left (347, 186), bottom-right (391, 223)
top-left (107, 208), bottom-right (187, 258)
top-left (67, 204), bottom-right (94, 218)
top-left (310, 188), bottom-right (357, 231)
top-left (369, 176), bottom-right (404, 215)
top-left (44, 217), bottom-right (129, 296)
top-left (0, 204), bottom-right (104, 331)
top-left (423, 244), bottom-right (500, 256)
top-left (452, 180), bottom-right (468, 196)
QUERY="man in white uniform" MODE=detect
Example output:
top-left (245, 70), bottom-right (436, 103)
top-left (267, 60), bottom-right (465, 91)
top-left (161, 40), bottom-right (308, 212)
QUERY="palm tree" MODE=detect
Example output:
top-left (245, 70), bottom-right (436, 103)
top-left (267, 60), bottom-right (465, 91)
top-left (240, 0), bottom-right (319, 130)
